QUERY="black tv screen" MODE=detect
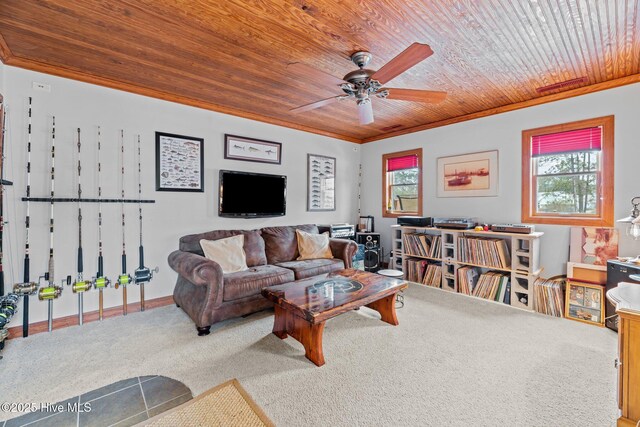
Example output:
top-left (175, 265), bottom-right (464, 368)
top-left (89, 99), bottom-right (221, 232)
top-left (219, 170), bottom-right (287, 217)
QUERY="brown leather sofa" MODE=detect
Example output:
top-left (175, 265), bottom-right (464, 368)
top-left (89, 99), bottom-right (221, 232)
top-left (168, 224), bottom-right (358, 335)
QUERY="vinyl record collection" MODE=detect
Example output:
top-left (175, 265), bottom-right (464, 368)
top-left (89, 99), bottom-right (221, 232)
top-left (402, 233), bottom-right (441, 258)
top-left (457, 236), bottom-right (511, 269)
top-left (404, 258), bottom-right (442, 287)
top-left (532, 277), bottom-right (564, 317)
top-left (0, 97), bottom-right (157, 348)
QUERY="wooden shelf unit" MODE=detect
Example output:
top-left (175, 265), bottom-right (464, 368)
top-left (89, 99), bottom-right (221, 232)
top-left (389, 225), bottom-right (403, 272)
top-left (398, 226), bottom-right (544, 311)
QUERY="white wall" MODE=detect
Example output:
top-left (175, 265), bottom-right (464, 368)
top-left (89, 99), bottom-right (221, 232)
top-left (360, 83), bottom-right (640, 276)
top-left (2, 65), bottom-right (361, 325)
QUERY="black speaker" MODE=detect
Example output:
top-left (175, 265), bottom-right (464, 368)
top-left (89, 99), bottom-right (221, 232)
top-left (364, 247), bottom-right (381, 272)
top-left (356, 233), bottom-right (380, 249)
top-left (357, 233), bottom-right (381, 272)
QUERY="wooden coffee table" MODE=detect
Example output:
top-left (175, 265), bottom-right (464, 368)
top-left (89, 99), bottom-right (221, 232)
top-left (261, 268), bottom-right (408, 366)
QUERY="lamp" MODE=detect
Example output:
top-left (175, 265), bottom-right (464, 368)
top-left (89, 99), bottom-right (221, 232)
top-left (617, 197), bottom-right (640, 239)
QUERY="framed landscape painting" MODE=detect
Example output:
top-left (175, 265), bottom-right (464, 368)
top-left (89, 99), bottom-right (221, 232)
top-left (437, 150), bottom-right (498, 197)
top-left (307, 154), bottom-right (336, 211)
top-left (155, 132), bottom-right (204, 192)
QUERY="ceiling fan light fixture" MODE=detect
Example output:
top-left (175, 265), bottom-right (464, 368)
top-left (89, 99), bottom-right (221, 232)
top-left (357, 98), bottom-right (374, 125)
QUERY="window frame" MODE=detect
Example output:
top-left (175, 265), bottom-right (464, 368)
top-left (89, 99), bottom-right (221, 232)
top-left (521, 116), bottom-right (614, 226)
top-left (382, 148), bottom-right (423, 218)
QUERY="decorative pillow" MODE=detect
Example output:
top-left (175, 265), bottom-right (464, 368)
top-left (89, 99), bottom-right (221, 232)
top-left (200, 235), bottom-right (248, 274)
top-left (296, 229), bottom-right (334, 260)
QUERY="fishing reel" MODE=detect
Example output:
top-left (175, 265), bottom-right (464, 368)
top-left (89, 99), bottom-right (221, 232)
top-left (70, 276), bottom-right (92, 293)
top-left (115, 273), bottom-right (131, 289)
top-left (12, 282), bottom-right (39, 295)
top-left (0, 294), bottom-right (19, 328)
top-left (92, 276), bottom-right (111, 290)
top-left (134, 266), bottom-right (159, 285)
top-left (37, 275), bottom-right (63, 301)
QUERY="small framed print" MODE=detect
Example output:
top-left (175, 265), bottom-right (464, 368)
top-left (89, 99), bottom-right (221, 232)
top-left (155, 132), bottom-right (204, 192)
top-left (307, 154), bottom-right (336, 211)
top-left (565, 280), bottom-right (605, 326)
top-left (224, 134), bottom-right (282, 164)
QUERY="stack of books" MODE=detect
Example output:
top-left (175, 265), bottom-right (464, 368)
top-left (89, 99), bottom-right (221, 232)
top-left (472, 271), bottom-right (510, 303)
top-left (403, 233), bottom-right (441, 258)
top-left (422, 264), bottom-right (442, 287)
top-left (458, 237), bottom-right (511, 268)
top-left (533, 278), bottom-right (564, 317)
top-left (457, 266), bottom-right (480, 295)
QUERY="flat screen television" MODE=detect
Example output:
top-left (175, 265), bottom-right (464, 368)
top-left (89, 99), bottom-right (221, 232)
top-left (219, 170), bottom-right (287, 217)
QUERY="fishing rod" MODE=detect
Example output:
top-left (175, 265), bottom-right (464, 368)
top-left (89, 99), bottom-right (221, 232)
top-left (69, 128), bottom-right (91, 325)
top-left (115, 130), bottom-right (131, 315)
top-left (38, 116), bottom-right (63, 332)
top-left (91, 126), bottom-right (110, 320)
top-left (133, 135), bottom-right (157, 311)
top-left (0, 96), bottom-right (7, 297)
top-left (12, 97), bottom-right (38, 338)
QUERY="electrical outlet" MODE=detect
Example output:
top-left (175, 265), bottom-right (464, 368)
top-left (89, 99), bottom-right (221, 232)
top-left (32, 82), bottom-right (51, 92)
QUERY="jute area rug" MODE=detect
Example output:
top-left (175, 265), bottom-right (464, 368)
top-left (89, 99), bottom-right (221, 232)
top-left (141, 378), bottom-right (274, 427)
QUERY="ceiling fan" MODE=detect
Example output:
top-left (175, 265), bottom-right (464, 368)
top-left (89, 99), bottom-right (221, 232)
top-left (288, 43), bottom-right (447, 125)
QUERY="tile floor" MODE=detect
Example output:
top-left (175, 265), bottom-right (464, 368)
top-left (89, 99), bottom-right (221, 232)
top-left (3, 376), bottom-right (192, 427)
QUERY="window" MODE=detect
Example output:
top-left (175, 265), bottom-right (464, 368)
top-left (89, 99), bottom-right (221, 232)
top-left (382, 148), bottom-right (423, 218)
top-left (521, 116), bottom-right (614, 226)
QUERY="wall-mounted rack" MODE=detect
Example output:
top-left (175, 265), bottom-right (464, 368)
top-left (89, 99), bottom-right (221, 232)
top-left (21, 197), bottom-right (155, 204)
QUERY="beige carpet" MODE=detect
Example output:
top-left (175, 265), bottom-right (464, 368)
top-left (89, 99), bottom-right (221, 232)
top-left (143, 379), bottom-right (273, 427)
top-left (0, 284), bottom-right (618, 426)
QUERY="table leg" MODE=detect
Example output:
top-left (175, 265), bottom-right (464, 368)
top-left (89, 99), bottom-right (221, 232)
top-left (366, 294), bottom-right (399, 325)
top-left (299, 320), bottom-right (325, 367)
top-left (272, 305), bottom-right (288, 339)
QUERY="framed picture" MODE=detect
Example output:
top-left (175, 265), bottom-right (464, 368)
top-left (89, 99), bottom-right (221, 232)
top-left (224, 134), bottom-right (282, 164)
top-left (569, 227), bottom-right (619, 266)
top-left (564, 280), bottom-right (605, 326)
top-left (436, 150), bottom-right (498, 197)
top-left (155, 132), bottom-right (204, 192)
top-left (307, 154), bottom-right (335, 211)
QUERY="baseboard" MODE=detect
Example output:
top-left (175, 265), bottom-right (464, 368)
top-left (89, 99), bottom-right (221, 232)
top-left (6, 295), bottom-right (175, 340)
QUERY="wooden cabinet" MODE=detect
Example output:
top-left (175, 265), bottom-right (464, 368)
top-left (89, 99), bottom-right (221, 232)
top-left (607, 283), bottom-right (640, 426)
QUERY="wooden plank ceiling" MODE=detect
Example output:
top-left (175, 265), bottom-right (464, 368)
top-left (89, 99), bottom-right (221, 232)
top-left (0, 0), bottom-right (638, 143)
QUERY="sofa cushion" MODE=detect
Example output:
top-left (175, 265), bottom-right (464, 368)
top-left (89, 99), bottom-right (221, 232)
top-left (223, 265), bottom-right (295, 301)
top-left (275, 258), bottom-right (345, 280)
top-left (200, 235), bottom-right (247, 274)
top-left (261, 224), bottom-right (318, 264)
top-left (296, 230), bottom-right (333, 260)
top-left (179, 229), bottom-right (267, 267)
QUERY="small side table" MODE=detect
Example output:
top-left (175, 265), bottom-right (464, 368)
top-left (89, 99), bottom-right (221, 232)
top-left (378, 269), bottom-right (405, 307)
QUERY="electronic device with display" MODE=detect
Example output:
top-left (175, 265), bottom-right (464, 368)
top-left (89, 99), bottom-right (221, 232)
top-left (219, 170), bottom-right (287, 217)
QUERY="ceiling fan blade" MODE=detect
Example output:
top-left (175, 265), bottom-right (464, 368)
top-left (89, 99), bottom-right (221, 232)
top-left (290, 96), bottom-right (341, 113)
top-left (286, 62), bottom-right (345, 87)
top-left (370, 43), bottom-right (434, 85)
top-left (384, 88), bottom-right (447, 103)
top-left (357, 100), bottom-right (374, 125)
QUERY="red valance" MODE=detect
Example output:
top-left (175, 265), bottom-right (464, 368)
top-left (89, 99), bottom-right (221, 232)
top-left (532, 127), bottom-right (602, 157)
top-left (387, 154), bottom-right (418, 171)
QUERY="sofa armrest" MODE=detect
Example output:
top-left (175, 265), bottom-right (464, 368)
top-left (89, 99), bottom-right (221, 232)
top-left (168, 250), bottom-right (223, 288)
top-left (168, 251), bottom-right (225, 327)
top-left (329, 239), bottom-right (358, 269)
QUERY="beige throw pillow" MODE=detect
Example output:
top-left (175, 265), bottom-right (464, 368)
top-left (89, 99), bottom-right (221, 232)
top-left (296, 229), bottom-right (334, 260)
top-left (200, 235), bottom-right (248, 274)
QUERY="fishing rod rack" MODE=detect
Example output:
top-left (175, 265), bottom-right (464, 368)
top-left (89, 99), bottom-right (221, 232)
top-left (22, 197), bottom-right (155, 203)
